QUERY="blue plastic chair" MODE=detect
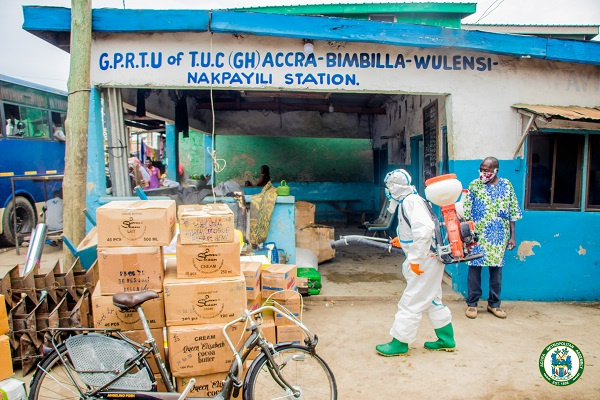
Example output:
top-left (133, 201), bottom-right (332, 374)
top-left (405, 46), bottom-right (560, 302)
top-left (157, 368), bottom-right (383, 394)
top-left (365, 205), bottom-right (395, 238)
top-left (62, 209), bottom-right (98, 270)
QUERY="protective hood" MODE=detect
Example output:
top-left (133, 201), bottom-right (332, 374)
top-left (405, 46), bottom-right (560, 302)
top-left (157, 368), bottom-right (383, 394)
top-left (384, 169), bottom-right (417, 211)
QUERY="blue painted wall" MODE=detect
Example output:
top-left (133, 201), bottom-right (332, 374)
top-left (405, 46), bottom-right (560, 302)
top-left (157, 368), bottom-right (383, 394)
top-left (446, 159), bottom-right (600, 301)
top-left (201, 195), bottom-right (297, 264)
top-left (24, 7), bottom-right (600, 66)
top-left (85, 88), bottom-right (106, 231)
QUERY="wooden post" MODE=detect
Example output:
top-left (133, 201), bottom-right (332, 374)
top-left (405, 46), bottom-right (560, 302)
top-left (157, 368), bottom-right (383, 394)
top-left (63, 0), bottom-right (91, 267)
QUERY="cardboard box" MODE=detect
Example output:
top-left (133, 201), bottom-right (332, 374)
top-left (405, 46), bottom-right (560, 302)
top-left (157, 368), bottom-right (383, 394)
top-left (241, 261), bottom-right (261, 300)
top-left (168, 323), bottom-right (245, 377)
top-left (274, 295), bottom-right (301, 326)
top-left (98, 247), bottom-right (164, 294)
top-left (295, 224), bottom-right (335, 263)
top-left (262, 264), bottom-right (297, 300)
top-left (0, 295), bottom-right (8, 335)
top-left (176, 373), bottom-right (228, 398)
top-left (178, 203), bottom-right (235, 244)
top-left (0, 335), bottom-right (13, 380)
top-left (92, 284), bottom-right (165, 330)
top-left (121, 328), bottom-right (166, 374)
top-left (295, 201), bottom-right (316, 228)
top-left (163, 266), bottom-right (246, 326)
top-left (276, 325), bottom-right (303, 345)
top-left (97, 200), bottom-right (176, 247)
top-left (176, 240), bottom-right (241, 279)
top-left (247, 297), bottom-right (262, 313)
top-left (246, 314), bottom-right (275, 360)
top-left (155, 374), bottom-right (168, 392)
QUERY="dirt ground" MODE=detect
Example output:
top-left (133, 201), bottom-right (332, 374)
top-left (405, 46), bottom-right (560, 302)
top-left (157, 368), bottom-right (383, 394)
top-left (2, 229), bottom-right (600, 399)
top-left (305, 225), bottom-right (600, 400)
top-left (302, 298), bottom-right (600, 400)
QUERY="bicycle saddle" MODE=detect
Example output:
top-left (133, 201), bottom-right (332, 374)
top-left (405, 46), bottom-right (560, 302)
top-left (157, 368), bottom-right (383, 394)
top-left (113, 290), bottom-right (159, 311)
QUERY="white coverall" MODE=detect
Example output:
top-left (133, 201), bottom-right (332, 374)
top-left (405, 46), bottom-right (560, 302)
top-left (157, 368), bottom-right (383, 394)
top-left (390, 193), bottom-right (452, 344)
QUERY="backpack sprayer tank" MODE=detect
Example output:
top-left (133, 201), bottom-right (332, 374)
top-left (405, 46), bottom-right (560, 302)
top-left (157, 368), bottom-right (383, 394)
top-left (425, 174), bottom-right (482, 264)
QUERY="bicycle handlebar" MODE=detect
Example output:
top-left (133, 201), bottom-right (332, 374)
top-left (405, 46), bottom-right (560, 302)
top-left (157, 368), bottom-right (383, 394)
top-left (222, 305), bottom-right (317, 384)
top-left (330, 235), bottom-right (405, 255)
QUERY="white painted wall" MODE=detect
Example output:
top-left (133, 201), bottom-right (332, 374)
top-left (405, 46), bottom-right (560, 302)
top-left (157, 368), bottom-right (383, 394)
top-left (93, 32), bottom-right (600, 161)
top-left (371, 95), bottom-right (447, 164)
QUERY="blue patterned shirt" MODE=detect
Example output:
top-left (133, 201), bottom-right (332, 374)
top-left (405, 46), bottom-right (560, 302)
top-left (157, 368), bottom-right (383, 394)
top-left (464, 177), bottom-right (522, 267)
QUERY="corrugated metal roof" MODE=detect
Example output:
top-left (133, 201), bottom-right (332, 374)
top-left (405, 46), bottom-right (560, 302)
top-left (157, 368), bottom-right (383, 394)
top-left (233, 1), bottom-right (474, 9)
top-left (0, 73), bottom-right (67, 97)
top-left (461, 24), bottom-right (599, 41)
top-left (512, 104), bottom-right (600, 121)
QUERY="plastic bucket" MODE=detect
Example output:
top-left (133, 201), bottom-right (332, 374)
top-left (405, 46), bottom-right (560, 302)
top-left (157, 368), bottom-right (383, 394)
top-left (277, 180), bottom-right (290, 196)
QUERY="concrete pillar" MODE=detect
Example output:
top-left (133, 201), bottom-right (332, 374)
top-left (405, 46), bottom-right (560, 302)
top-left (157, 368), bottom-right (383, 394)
top-left (86, 87), bottom-right (106, 231)
top-left (103, 88), bottom-right (131, 197)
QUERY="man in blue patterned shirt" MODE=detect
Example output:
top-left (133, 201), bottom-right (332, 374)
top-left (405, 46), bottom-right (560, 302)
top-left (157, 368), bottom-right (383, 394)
top-left (463, 157), bottom-right (522, 319)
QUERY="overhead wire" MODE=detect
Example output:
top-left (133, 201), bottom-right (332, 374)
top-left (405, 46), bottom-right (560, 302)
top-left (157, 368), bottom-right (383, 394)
top-left (443, 0), bottom-right (508, 50)
top-left (476, 0), bottom-right (507, 23)
top-left (207, 19), bottom-right (227, 202)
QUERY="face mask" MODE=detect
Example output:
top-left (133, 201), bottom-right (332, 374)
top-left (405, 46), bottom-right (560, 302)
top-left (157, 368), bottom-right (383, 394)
top-left (385, 185), bottom-right (414, 202)
top-left (479, 169), bottom-right (497, 184)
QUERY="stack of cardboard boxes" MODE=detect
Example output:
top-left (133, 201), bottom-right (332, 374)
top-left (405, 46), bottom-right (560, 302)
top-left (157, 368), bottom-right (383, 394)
top-left (93, 200), bottom-right (175, 390)
top-left (89, 200), bottom-right (304, 397)
top-left (166, 204), bottom-right (247, 397)
top-left (262, 264), bottom-right (302, 346)
top-left (0, 294), bottom-right (12, 381)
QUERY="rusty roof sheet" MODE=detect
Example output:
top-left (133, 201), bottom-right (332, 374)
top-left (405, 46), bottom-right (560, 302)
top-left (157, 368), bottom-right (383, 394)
top-left (512, 104), bottom-right (600, 121)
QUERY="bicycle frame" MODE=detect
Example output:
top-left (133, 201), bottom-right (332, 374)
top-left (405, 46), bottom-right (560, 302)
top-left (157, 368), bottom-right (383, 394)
top-left (41, 304), bottom-right (317, 400)
top-left (47, 306), bottom-right (179, 398)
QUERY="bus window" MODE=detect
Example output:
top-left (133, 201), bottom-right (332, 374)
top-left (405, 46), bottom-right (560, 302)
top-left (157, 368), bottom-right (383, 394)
top-left (20, 106), bottom-right (50, 138)
top-left (3, 103), bottom-right (19, 136)
top-left (51, 111), bottom-right (66, 128)
top-left (3, 103), bottom-right (50, 139)
top-left (51, 111), bottom-right (67, 141)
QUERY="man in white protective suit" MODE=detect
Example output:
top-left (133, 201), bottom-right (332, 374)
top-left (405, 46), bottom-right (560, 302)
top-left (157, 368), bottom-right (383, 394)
top-left (375, 169), bottom-right (456, 356)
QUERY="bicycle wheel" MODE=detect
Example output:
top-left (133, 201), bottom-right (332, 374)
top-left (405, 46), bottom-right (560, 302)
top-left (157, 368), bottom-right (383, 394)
top-left (244, 344), bottom-right (337, 400)
top-left (29, 343), bottom-right (89, 400)
top-left (28, 342), bottom-right (156, 400)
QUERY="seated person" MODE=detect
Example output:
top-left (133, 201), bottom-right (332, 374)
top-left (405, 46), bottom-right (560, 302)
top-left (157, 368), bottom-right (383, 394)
top-left (53, 124), bottom-right (66, 141)
top-left (45, 189), bottom-right (63, 231)
top-left (14, 121), bottom-right (26, 136)
top-left (245, 165), bottom-right (270, 187)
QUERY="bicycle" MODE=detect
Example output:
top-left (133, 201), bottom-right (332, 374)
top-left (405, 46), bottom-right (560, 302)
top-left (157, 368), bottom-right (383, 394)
top-left (28, 290), bottom-right (337, 400)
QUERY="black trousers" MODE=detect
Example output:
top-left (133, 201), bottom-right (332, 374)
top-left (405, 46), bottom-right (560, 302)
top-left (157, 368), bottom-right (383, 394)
top-left (466, 266), bottom-right (502, 308)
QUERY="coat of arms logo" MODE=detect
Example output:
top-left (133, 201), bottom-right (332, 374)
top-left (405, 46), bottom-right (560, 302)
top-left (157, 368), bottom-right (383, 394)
top-left (539, 341), bottom-right (584, 386)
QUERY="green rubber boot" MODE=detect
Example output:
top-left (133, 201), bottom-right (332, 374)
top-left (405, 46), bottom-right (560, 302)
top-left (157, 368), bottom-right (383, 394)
top-left (376, 338), bottom-right (409, 357)
top-left (424, 323), bottom-right (456, 352)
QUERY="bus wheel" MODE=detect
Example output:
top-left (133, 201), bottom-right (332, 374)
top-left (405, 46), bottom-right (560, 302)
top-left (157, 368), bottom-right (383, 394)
top-left (0, 197), bottom-right (37, 247)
